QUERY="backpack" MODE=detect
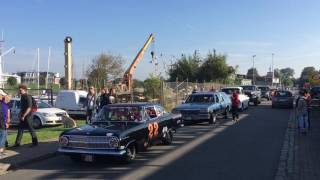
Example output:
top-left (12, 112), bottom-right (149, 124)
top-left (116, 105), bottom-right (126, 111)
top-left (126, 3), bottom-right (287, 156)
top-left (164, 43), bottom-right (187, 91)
top-left (29, 95), bottom-right (38, 112)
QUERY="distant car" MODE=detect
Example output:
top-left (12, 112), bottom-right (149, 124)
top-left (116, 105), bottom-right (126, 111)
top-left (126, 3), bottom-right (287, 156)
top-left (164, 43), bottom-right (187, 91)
top-left (257, 86), bottom-right (271, 100)
top-left (9, 98), bottom-right (68, 128)
top-left (241, 85), bottom-right (262, 106)
top-left (172, 92), bottom-right (231, 124)
top-left (310, 86), bottom-right (320, 99)
top-left (221, 87), bottom-right (250, 110)
top-left (58, 103), bottom-right (181, 163)
top-left (55, 90), bottom-right (88, 117)
top-left (272, 90), bottom-right (294, 108)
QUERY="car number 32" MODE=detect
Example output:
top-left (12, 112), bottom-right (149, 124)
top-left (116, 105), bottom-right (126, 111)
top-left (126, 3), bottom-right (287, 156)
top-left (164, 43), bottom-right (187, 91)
top-left (148, 122), bottom-right (159, 139)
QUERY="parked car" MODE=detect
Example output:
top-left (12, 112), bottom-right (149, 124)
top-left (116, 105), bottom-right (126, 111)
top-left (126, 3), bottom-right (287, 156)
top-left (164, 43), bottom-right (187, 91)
top-left (58, 103), bottom-right (181, 163)
top-left (241, 85), bottom-right (262, 106)
top-left (257, 86), bottom-right (271, 100)
top-left (172, 92), bottom-right (231, 124)
top-left (310, 86), bottom-right (320, 99)
top-left (221, 87), bottom-right (250, 110)
top-left (272, 90), bottom-right (294, 108)
top-left (9, 98), bottom-right (68, 128)
top-left (55, 90), bottom-right (88, 117)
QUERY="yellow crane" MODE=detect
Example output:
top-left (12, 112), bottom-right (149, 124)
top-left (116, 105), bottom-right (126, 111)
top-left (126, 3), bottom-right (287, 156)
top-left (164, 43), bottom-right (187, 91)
top-left (122, 34), bottom-right (155, 93)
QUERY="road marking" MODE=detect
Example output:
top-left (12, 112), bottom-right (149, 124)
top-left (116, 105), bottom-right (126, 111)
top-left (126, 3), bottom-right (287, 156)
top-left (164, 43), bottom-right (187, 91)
top-left (118, 114), bottom-right (248, 180)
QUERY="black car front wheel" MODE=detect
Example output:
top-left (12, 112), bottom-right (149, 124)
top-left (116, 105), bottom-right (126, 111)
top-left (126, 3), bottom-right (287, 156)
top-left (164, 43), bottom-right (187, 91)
top-left (122, 145), bottom-right (136, 163)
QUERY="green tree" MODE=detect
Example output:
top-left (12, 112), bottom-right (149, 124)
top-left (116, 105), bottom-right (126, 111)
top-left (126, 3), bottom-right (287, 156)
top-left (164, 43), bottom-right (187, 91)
top-left (246, 68), bottom-right (259, 79)
top-left (7, 77), bottom-right (17, 87)
top-left (144, 74), bottom-right (161, 100)
top-left (133, 79), bottom-right (144, 88)
top-left (59, 77), bottom-right (66, 87)
top-left (168, 52), bottom-right (201, 82)
top-left (86, 53), bottom-right (124, 89)
top-left (280, 68), bottom-right (295, 87)
top-left (198, 52), bottom-right (234, 82)
top-left (299, 66), bottom-right (320, 87)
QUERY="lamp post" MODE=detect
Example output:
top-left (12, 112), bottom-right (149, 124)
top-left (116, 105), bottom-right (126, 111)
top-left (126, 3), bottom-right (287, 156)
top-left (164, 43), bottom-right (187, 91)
top-left (271, 53), bottom-right (274, 87)
top-left (252, 55), bottom-right (256, 85)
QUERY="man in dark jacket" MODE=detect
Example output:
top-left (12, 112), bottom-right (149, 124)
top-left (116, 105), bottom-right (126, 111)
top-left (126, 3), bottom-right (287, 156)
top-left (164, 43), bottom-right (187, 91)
top-left (14, 85), bottom-right (38, 147)
top-left (98, 87), bottom-right (110, 110)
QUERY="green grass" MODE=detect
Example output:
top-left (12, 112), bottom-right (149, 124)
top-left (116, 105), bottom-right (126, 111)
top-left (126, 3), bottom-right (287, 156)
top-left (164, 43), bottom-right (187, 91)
top-left (7, 120), bottom-right (86, 146)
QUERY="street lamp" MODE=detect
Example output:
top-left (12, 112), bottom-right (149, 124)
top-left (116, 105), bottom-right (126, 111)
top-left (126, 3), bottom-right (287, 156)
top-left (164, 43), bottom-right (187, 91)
top-left (271, 53), bottom-right (274, 87)
top-left (252, 55), bottom-right (256, 85)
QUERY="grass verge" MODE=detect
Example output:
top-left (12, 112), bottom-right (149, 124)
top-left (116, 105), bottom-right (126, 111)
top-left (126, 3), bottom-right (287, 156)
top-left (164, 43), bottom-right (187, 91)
top-left (7, 120), bottom-right (86, 146)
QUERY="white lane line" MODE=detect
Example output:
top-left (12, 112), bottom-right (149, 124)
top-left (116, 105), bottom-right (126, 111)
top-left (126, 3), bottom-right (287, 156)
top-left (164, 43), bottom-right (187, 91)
top-left (118, 114), bottom-right (249, 180)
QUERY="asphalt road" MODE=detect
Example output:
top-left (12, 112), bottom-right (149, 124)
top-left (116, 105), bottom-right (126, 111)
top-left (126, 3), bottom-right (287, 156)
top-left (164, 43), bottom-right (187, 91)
top-left (1, 101), bottom-right (291, 180)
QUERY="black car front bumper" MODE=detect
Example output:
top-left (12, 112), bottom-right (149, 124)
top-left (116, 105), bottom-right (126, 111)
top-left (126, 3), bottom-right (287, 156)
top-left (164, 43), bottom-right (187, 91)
top-left (58, 147), bottom-right (126, 156)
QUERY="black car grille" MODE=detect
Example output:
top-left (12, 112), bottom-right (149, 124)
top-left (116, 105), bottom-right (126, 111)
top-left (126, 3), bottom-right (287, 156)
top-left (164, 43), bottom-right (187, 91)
top-left (181, 110), bottom-right (200, 115)
top-left (66, 135), bottom-right (119, 149)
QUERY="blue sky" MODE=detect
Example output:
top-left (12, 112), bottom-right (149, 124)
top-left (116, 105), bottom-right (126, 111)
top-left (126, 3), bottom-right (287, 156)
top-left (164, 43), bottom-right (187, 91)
top-left (1, 0), bottom-right (320, 80)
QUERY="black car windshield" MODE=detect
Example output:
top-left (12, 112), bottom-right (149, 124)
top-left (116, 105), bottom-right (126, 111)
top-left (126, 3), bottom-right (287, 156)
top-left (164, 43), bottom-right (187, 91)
top-left (274, 91), bottom-right (292, 97)
top-left (242, 86), bottom-right (255, 91)
top-left (258, 87), bottom-right (269, 91)
top-left (96, 106), bottom-right (143, 122)
top-left (221, 88), bottom-right (240, 94)
top-left (185, 94), bottom-right (214, 103)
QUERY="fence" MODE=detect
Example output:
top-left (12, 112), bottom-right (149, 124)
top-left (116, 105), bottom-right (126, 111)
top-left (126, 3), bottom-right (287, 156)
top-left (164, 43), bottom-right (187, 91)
top-left (160, 81), bottom-right (231, 110)
top-left (1, 87), bottom-right (55, 106)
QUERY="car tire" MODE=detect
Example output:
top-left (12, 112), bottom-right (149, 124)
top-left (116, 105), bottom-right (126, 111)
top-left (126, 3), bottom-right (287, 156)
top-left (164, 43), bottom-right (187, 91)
top-left (162, 130), bottom-right (173, 145)
top-left (122, 144), bottom-right (136, 163)
top-left (209, 113), bottom-right (217, 124)
top-left (33, 116), bottom-right (42, 129)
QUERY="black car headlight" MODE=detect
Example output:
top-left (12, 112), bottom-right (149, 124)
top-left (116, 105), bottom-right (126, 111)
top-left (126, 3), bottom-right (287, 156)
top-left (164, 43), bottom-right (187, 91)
top-left (108, 137), bottom-right (120, 148)
top-left (59, 136), bottom-right (69, 147)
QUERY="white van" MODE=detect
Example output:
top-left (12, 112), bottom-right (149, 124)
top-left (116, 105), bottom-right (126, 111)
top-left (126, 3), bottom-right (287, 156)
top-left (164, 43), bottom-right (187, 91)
top-left (55, 90), bottom-right (88, 117)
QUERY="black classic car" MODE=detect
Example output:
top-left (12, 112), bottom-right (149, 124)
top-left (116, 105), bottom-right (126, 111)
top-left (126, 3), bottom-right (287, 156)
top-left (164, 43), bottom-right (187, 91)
top-left (58, 103), bottom-right (181, 163)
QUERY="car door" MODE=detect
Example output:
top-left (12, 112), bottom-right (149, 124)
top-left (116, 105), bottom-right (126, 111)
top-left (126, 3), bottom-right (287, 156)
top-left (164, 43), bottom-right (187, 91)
top-left (215, 94), bottom-right (223, 114)
top-left (10, 100), bottom-right (21, 125)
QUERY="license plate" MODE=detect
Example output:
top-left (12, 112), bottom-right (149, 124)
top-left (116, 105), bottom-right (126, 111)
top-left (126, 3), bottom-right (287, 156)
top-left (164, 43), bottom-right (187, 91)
top-left (83, 155), bottom-right (94, 162)
top-left (279, 99), bottom-right (287, 102)
top-left (184, 116), bottom-right (192, 120)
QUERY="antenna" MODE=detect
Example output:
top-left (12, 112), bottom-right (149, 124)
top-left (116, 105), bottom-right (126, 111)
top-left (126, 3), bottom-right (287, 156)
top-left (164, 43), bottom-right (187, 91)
top-left (46, 47), bottom-right (51, 89)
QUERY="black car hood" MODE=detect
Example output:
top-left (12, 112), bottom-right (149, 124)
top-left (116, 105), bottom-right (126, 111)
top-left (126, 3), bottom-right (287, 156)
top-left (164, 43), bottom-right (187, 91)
top-left (62, 122), bottom-right (139, 136)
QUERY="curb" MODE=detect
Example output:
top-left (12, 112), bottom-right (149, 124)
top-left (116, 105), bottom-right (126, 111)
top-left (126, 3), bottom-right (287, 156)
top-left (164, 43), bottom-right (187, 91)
top-left (274, 110), bottom-right (296, 180)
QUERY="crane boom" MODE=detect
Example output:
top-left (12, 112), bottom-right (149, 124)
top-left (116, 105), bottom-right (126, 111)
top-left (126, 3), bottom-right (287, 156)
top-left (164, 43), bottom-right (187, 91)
top-left (123, 34), bottom-right (154, 92)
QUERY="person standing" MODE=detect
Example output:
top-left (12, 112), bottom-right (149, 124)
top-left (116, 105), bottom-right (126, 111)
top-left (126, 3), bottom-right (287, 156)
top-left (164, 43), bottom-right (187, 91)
top-left (14, 85), bottom-right (38, 147)
top-left (85, 86), bottom-right (97, 124)
top-left (231, 90), bottom-right (240, 122)
top-left (109, 87), bottom-right (118, 104)
top-left (98, 87), bottom-right (110, 111)
top-left (296, 90), bottom-right (309, 134)
top-left (304, 90), bottom-right (312, 130)
top-left (0, 92), bottom-right (10, 157)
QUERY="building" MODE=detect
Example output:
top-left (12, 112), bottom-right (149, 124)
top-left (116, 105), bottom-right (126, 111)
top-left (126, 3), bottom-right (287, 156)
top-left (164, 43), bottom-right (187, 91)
top-left (17, 72), bottom-right (60, 85)
top-left (0, 73), bottom-right (21, 87)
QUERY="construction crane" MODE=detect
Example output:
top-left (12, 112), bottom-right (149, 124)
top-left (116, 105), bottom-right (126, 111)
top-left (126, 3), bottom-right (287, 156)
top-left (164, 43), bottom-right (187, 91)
top-left (121, 33), bottom-right (154, 93)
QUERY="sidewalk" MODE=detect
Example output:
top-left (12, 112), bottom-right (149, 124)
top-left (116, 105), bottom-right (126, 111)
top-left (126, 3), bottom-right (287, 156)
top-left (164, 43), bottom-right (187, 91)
top-left (0, 139), bottom-right (58, 175)
top-left (294, 110), bottom-right (320, 180)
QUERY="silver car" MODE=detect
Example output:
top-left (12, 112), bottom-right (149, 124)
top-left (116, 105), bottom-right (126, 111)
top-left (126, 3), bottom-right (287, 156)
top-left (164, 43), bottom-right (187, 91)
top-left (10, 98), bottom-right (69, 128)
top-left (271, 90), bottom-right (294, 109)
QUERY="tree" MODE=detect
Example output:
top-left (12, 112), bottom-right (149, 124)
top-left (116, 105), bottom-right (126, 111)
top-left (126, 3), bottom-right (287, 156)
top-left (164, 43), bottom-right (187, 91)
top-left (168, 52), bottom-right (201, 82)
top-left (59, 77), bottom-right (66, 87)
top-left (144, 74), bottom-right (161, 100)
top-left (7, 77), bottom-right (17, 87)
top-left (299, 67), bottom-right (320, 87)
top-left (86, 53), bottom-right (124, 88)
top-left (246, 68), bottom-right (259, 79)
top-left (280, 68), bottom-right (295, 87)
top-left (197, 52), bottom-right (234, 82)
top-left (133, 79), bottom-right (144, 88)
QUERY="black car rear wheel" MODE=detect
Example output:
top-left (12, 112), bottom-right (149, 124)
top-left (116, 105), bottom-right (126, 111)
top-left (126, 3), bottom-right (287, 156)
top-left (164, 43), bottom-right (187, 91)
top-left (209, 113), bottom-right (217, 124)
top-left (162, 130), bottom-right (173, 145)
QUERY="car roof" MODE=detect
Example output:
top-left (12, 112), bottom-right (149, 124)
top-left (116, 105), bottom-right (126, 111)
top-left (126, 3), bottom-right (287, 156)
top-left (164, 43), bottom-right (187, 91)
top-left (191, 91), bottom-right (221, 95)
top-left (107, 102), bottom-right (159, 107)
top-left (221, 87), bottom-right (243, 89)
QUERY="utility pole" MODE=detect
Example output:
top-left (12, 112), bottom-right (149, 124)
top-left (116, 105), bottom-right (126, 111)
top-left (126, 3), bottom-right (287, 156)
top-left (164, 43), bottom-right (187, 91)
top-left (46, 47), bottom-right (51, 89)
top-left (272, 53), bottom-right (274, 87)
top-left (64, 36), bottom-right (73, 90)
top-left (37, 48), bottom-right (40, 94)
top-left (0, 30), bottom-right (15, 88)
top-left (252, 55), bottom-right (256, 85)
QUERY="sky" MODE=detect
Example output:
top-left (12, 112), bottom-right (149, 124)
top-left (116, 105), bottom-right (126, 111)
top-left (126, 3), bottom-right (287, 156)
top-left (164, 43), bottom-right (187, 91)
top-left (1, 0), bottom-right (320, 80)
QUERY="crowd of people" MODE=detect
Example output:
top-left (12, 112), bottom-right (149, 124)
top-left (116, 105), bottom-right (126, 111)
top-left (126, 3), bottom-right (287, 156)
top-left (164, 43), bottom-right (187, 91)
top-left (83, 86), bottom-right (118, 124)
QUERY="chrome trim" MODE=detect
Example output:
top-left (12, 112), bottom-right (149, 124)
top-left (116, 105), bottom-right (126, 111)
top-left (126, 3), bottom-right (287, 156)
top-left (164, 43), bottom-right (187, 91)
top-left (58, 148), bottom-right (126, 156)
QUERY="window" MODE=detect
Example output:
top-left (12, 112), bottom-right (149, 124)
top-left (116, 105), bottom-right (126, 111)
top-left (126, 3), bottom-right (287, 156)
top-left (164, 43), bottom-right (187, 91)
top-left (185, 94), bottom-right (214, 103)
top-left (146, 106), bottom-right (158, 118)
top-left (215, 95), bottom-right (219, 103)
